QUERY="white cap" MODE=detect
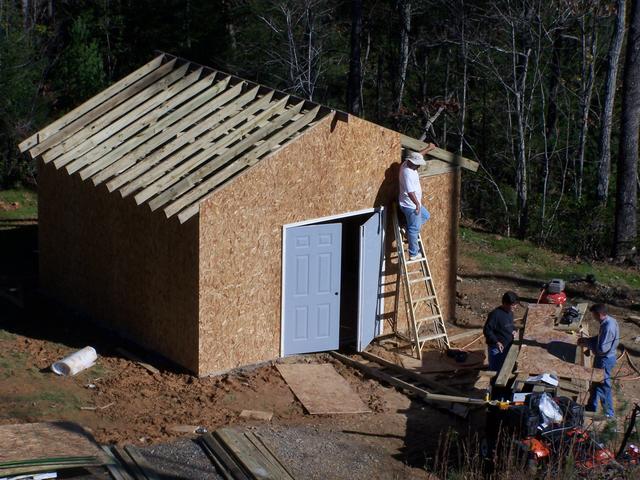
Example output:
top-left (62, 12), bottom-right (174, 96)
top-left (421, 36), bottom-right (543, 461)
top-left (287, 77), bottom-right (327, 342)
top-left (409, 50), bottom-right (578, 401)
top-left (405, 151), bottom-right (426, 166)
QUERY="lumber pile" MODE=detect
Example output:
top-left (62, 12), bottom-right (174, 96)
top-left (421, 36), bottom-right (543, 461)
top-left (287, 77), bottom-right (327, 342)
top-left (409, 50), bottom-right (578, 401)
top-left (495, 304), bottom-right (604, 395)
top-left (200, 428), bottom-right (295, 480)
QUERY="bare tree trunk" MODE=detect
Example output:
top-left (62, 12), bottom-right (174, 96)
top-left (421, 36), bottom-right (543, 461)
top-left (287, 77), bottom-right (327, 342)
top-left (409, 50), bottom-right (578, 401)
top-left (576, 14), bottom-right (597, 200)
top-left (347, 0), bottom-right (363, 115)
top-left (614, 0), bottom-right (640, 259)
top-left (395, 0), bottom-right (410, 113)
top-left (458, 2), bottom-right (467, 154)
top-left (597, 0), bottom-right (626, 205)
top-left (21, 0), bottom-right (29, 29)
top-left (376, 52), bottom-right (383, 122)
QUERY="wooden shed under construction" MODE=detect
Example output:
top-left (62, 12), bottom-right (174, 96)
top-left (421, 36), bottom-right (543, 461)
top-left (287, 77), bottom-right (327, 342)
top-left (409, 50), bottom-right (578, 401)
top-left (20, 53), bottom-right (477, 375)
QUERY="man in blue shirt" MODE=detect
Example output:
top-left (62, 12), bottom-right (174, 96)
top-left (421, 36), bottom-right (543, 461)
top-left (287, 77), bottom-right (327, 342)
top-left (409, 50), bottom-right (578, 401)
top-left (578, 303), bottom-right (619, 417)
top-left (483, 291), bottom-right (519, 372)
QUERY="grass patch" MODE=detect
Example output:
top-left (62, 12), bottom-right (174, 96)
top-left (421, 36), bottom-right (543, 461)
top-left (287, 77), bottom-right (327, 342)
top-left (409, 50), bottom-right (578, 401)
top-left (0, 350), bottom-right (28, 379)
top-left (0, 329), bottom-right (16, 341)
top-left (0, 188), bottom-right (37, 221)
top-left (460, 227), bottom-right (640, 289)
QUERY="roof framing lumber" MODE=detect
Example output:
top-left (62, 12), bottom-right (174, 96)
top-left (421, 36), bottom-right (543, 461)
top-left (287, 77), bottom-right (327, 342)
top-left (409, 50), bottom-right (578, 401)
top-left (401, 134), bottom-right (479, 172)
top-left (131, 89), bottom-right (274, 204)
top-left (32, 58), bottom-right (178, 159)
top-left (52, 65), bottom-right (196, 170)
top-left (141, 93), bottom-right (287, 209)
top-left (163, 100), bottom-right (305, 219)
top-left (43, 61), bottom-right (185, 165)
top-left (76, 72), bottom-right (220, 180)
top-left (176, 106), bottom-right (322, 223)
top-left (106, 82), bottom-right (249, 193)
top-left (20, 55), bottom-right (473, 225)
top-left (19, 54), bottom-right (165, 153)
top-left (88, 75), bottom-right (231, 185)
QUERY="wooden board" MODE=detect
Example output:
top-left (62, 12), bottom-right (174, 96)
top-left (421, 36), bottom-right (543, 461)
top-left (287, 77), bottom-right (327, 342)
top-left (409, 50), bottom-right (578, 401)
top-left (0, 422), bottom-right (107, 464)
top-left (516, 304), bottom-right (604, 383)
top-left (276, 363), bottom-right (371, 414)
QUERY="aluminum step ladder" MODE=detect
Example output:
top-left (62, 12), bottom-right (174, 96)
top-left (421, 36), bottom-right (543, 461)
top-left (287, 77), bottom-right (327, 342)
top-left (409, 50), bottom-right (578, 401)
top-left (392, 205), bottom-right (450, 359)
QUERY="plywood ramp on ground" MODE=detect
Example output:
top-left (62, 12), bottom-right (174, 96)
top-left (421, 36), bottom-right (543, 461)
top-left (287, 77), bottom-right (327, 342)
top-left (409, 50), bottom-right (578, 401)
top-left (276, 363), bottom-right (371, 414)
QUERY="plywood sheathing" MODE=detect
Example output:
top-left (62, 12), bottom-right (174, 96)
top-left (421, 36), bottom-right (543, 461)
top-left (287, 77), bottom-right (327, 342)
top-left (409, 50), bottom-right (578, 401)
top-left (197, 113), bottom-right (460, 374)
top-left (276, 363), bottom-right (371, 414)
top-left (39, 161), bottom-right (200, 371)
top-left (516, 304), bottom-right (604, 382)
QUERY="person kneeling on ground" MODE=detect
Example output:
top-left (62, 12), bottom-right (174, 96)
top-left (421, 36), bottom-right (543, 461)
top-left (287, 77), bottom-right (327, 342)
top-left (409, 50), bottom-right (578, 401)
top-left (578, 303), bottom-right (619, 418)
top-left (483, 291), bottom-right (519, 372)
top-left (398, 144), bottom-right (435, 261)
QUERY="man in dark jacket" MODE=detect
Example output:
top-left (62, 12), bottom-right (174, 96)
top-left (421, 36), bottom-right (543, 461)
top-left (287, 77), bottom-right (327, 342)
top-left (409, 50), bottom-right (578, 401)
top-left (483, 291), bottom-right (519, 372)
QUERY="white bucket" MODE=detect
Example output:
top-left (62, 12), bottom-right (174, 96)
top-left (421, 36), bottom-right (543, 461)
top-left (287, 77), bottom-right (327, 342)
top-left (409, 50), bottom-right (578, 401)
top-left (51, 347), bottom-right (98, 376)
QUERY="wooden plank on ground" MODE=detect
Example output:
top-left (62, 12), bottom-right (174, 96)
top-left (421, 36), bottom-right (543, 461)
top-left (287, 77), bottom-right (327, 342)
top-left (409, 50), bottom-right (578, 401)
top-left (101, 446), bottom-right (135, 480)
top-left (358, 351), bottom-right (465, 396)
top-left (276, 363), bottom-right (371, 414)
top-left (201, 433), bottom-right (249, 480)
top-left (243, 432), bottom-right (295, 479)
top-left (214, 428), bottom-right (275, 479)
top-left (494, 343), bottom-right (520, 387)
top-left (124, 445), bottom-right (161, 480)
top-left (330, 352), bottom-right (485, 407)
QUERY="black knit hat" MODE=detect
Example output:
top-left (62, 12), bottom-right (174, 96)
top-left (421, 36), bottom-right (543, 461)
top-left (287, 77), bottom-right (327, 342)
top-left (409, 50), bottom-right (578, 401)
top-left (502, 291), bottom-right (519, 305)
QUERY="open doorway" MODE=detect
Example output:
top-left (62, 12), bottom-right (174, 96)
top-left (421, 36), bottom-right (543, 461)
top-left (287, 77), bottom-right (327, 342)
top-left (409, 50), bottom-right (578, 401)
top-left (281, 208), bottom-right (384, 356)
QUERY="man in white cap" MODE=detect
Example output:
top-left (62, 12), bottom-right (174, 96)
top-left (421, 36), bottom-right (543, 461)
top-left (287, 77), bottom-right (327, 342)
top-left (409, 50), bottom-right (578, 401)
top-left (398, 143), bottom-right (435, 260)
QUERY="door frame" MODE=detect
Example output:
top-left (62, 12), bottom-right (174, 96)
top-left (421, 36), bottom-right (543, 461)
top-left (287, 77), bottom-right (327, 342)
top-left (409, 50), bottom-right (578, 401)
top-left (280, 207), bottom-right (385, 356)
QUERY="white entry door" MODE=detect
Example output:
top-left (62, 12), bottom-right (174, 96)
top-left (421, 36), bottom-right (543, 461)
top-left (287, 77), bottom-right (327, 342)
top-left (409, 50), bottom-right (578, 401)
top-left (283, 223), bottom-right (342, 355)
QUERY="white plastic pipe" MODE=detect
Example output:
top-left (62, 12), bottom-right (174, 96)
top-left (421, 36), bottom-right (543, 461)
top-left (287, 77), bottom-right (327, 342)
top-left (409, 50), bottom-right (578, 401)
top-left (51, 347), bottom-right (97, 376)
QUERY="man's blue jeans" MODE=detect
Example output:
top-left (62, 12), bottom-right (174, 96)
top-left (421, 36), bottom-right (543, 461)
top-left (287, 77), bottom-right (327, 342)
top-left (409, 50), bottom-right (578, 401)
top-left (400, 205), bottom-right (430, 257)
top-left (588, 355), bottom-right (616, 417)
top-left (488, 345), bottom-right (508, 372)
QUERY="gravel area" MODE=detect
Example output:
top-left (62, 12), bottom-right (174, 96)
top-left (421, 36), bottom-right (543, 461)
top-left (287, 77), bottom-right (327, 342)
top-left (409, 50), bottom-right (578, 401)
top-left (254, 424), bottom-right (427, 480)
top-left (139, 438), bottom-right (221, 480)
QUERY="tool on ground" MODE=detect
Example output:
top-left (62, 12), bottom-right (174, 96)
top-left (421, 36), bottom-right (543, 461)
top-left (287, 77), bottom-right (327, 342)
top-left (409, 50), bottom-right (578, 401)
top-left (391, 205), bottom-right (449, 359)
top-left (537, 278), bottom-right (567, 306)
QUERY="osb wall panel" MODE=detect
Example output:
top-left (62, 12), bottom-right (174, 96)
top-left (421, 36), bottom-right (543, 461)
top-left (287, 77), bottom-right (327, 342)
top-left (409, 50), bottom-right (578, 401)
top-left (38, 161), bottom-right (199, 371)
top-left (198, 113), bottom-right (460, 374)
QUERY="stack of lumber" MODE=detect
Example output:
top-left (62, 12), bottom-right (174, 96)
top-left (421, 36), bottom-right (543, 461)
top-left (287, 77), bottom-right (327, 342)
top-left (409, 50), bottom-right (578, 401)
top-left (494, 304), bottom-right (604, 399)
top-left (200, 428), bottom-right (295, 480)
top-left (101, 445), bottom-right (159, 480)
top-left (0, 422), bottom-right (108, 477)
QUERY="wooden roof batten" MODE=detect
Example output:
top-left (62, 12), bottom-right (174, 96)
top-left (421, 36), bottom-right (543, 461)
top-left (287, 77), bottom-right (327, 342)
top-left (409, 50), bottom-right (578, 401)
top-left (20, 52), bottom-right (478, 225)
top-left (20, 52), bottom-right (331, 223)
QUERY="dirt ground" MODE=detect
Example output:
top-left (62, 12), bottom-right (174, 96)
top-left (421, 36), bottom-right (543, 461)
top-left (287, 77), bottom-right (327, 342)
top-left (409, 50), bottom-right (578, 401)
top-left (2, 223), bottom-right (640, 478)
